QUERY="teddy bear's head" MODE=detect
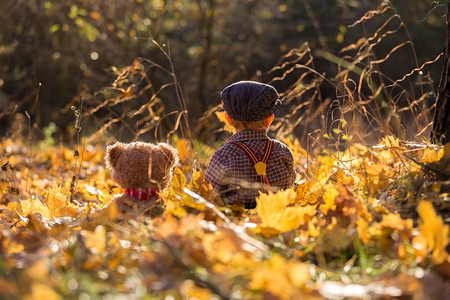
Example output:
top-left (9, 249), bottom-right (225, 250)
top-left (105, 141), bottom-right (178, 191)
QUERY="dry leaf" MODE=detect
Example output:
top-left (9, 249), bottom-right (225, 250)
top-left (417, 201), bottom-right (449, 264)
top-left (256, 189), bottom-right (316, 236)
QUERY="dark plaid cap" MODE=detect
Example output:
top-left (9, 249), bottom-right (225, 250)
top-left (221, 81), bottom-right (282, 121)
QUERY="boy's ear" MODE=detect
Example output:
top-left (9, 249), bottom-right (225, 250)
top-left (225, 112), bottom-right (233, 126)
top-left (265, 114), bottom-right (274, 128)
top-left (105, 143), bottom-right (124, 169)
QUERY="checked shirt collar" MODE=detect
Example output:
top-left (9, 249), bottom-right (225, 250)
top-left (227, 130), bottom-right (269, 143)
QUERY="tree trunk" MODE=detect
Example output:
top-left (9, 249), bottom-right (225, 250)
top-left (195, 0), bottom-right (215, 116)
top-left (432, 2), bottom-right (450, 144)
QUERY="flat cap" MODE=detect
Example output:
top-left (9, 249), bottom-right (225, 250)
top-left (221, 81), bottom-right (282, 121)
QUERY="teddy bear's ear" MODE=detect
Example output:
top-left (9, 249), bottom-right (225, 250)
top-left (105, 142), bottom-right (125, 169)
top-left (156, 143), bottom-right (179, 168)
top-left (149, 143), bottom-right (179, 190)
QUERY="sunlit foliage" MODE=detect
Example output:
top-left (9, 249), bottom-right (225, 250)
top-left (0, 129), bottom-right (448, 298)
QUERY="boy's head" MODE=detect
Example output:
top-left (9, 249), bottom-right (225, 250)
top-left (221, 81), bottom-right (282, 123)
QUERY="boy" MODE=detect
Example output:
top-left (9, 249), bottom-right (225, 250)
top-left (205, 80), bottom-right (296, 209)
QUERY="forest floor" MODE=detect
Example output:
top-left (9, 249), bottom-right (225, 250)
top-left (0, 133), bottom-right (449, 299)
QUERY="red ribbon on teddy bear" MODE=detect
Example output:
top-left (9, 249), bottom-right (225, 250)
top-left (124, 188), bottom-right (158, 200)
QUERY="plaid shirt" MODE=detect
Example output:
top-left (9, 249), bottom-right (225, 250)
top-left (205, 130), bottom-right (296, 207)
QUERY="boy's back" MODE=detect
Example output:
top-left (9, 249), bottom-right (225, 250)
top-left (205, 81), bottom-right (296, 208)
top-left (205, 129), bottom-right (295, 208)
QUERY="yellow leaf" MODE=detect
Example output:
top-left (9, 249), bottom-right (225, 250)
top-left (421, 147), bottom-right (444, 163)
top-left (161, 167), bottom-right (206, 212)
top-left (21, 199), bottom-right (51, 219)
top-left (257, 189), bottom-right (316, 235)
top-left (377, 149), bottom-right (395, 165)
top-left (417, 201), bottom-right (449, 264)
top-left (90, 200), bottom-right (119, 223)
top-left (180, 280), bottom-right (212, 300)
top-left (176, 138), bottom-right (193, 164)
top-left (23, 283), bottom-right (60, 300)
top-left (47, 184), bottom-right (69, 218)
top-left (381, 135), bottom-right (400, 148)
top-left (380, 213), bottom-right (413, 234)
top-left (171, 167), bottom-right (187, 192)
top-left (287, 260), bottom-right (311, 287)
top-left (24, 259), bottom-right (50, 281)
top-left (283, 137), bottom-right (308, 161)
top-left (364, 163), bottom-right (386, 185)
top-left (82, 225), bottom-right (106, 254)
top-left (5, 202), bottom-right (20, 217)
top-left (412, 233), bottom-right (428, 263)
top-left (249, 254), bottom-right (310, 299)
top-left (356, 219), bottom-right (371, 244)
top-left (296, 179), bottom-right (322, 205)
top-left (189, 169), bottom-right (213, 196)
top-left (321, 186), bottom-right (339, 215)
top-left (336, 169), bottom-right (354, 185)
top-left (163, 199), bottom-right (187, 217)
top-left (215, 111), bottom-right (235, 133)
top-left (3, 239), bottom-right (24, 254)
top-left (47, 184), bottom-right (78, 218)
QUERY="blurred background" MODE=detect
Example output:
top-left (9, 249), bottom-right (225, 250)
top-left (0, 0), bottom-right (446, 145)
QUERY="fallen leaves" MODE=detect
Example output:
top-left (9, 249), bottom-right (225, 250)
top-left (249, 254), bottom-right (311, 299)
top-left (256, 189), bottom-right (316, 236)
top-left (0, 136), bottom-right (449, 299)
top-left (416, 200), bottom-right (449, 264)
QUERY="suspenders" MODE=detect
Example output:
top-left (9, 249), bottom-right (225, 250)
top-left (230, 139), bottom-right (274, 192)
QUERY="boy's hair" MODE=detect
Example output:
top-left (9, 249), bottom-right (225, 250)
top-left (228, 118), bottom-right (267, 131)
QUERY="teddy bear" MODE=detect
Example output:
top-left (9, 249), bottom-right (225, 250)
top-left (104, 141), bottom-right (179, 218)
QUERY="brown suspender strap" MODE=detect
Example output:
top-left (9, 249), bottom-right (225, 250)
top-left (230, 139), bottom-right (274, 192)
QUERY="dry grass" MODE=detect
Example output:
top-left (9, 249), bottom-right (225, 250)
top-left (0, 3), bottom-right (440, 152)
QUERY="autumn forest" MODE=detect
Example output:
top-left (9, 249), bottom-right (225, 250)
top-left (0, 1), bottom-right (450, 299)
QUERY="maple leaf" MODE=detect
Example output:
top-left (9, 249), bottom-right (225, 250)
top-left (161, 167), bottom-right (206, 213)
top-left (249, 254), bottom-right (310, 299)
top-left (202, 227), bottom-right (260, 273)
top-left (215, 111), bottom-right (235, 133)
top-left (377, 148), bottom-right (395, 165)
top-left (379, 213), bottom-right (413, 236)
top-left (417, 201), bottom-right (449, 264)
top-left (47, 183), bottom-right (78, 219)
top-left (321, 185), bottom-right (339, 215)
top-left (420, 146), bottom-right (444, 163)
top-left (368, 213), bottom-right (414, 256)
top-left (82, 225), bottom-right (106, 254)
top-left (381, 135), bottom-right (400, 148)
top-left (20, 199), bottom-right (51, 219)
top-left (296, 179), bottom-right (323, 205)
top-left (175, 138), bottom-right (194, 164)
top-left (256, 189), bottom-right (316, 236)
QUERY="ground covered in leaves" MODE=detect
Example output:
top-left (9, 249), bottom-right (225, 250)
top-left (0, 134), bottom-right (449, 299)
